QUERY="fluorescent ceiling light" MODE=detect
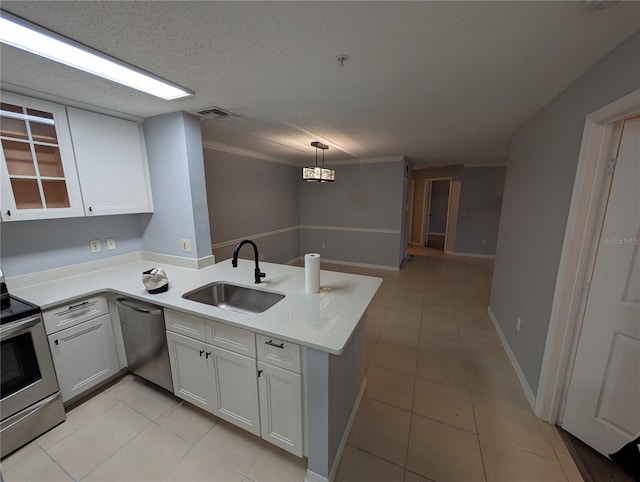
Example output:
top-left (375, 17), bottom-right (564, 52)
top-left (0, 12), bottom-right (193, 100)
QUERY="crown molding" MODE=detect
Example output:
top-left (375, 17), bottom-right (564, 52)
top-left (201, 140), bottom-right (296, 166)
top-left (463, 161), bottom-right (507, 168)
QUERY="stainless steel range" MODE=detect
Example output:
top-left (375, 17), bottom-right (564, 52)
top-left (0, 270), bottom-right (65, 458)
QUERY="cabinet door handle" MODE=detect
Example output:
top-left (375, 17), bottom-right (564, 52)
top-left (54, 339), bottom-right (59, 345)
top-left (265, 339), bottom-right (284, 349)
top-left (89, 206), bottom-right (93, 212)
top-left (199, 350), bottom-right (204, 357)
top-left (68, 301), bottom-right (90, 311)
top-left (205, 352), bottom-right (211, 359)
top-left (6, 210), bottom-right (10, 216)
top-left (257, 369), bottom-right (263, 378)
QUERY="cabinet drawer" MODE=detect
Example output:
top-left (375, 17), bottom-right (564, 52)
top-left (165, 309), bottom-right (205, 341)
top-left (206, 320), bottom-right (256, 358)
top-left (43, 295), bottom-right (109, 335)
top-left (256, 335), bottom-right (300, 373)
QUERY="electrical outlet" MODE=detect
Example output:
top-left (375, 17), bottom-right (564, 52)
top-left (181, 239), bottom-right (192, 253)
top-left (516, 316), bottom-right (522, 332)
top-left (481, 239), bottom-right (487, 245)
top-left (89, 240), bottom-right (101, 253)
top-left (106, 238), bottom-right (116, 250)
top-left (322, 242), bottom-right (326, 249)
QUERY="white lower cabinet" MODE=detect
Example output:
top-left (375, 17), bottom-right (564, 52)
top-left (213, 345), bottom-right (260, 435)
top-left (165, 310), bottom-right (304, 457)
top-left (166, 331), bottom-right (217, 413)
top-left (166, 331), bottom-right (260, 435)
top-left (48, 314), bottom-right (118, 402)
top-left (258, 361), bottom-right (303, 456)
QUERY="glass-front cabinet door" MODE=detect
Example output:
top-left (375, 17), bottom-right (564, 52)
top-left (0, 92), bottom-right (84, 221)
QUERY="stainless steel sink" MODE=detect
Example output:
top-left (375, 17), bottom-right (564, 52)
top-left (182, 282), bottom-right (284, 314)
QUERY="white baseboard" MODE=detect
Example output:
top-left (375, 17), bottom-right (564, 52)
top-left (327, 379), bottom-right (367, 482)
top-left (304, 471), bottom-right (328, 482)
top-left (320, 258), bottom-right (400, 272)
top-left (487, 306), bottom-right (536, 409)
top-left (286, 256), bottom-right (303, 265)
top-left (444, 250), bottom-right (496, 259)
top-left (142, 251), bottom-right (215, 269)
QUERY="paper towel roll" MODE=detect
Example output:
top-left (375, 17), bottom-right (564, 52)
top-left (305, 253), bottom-right (321, 294)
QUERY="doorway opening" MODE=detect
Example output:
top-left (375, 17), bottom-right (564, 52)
top-left (420, 177), bottom-right (454, 251)
top-left (425, 180), bottom-right (450, 251)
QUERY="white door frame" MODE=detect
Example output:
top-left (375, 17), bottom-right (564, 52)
top-left (535, 88), bottom-right (640, 422)
top-left (420, 176), bottom-right (452, 247)
top-left (408, 179), bottom-right (416, 244)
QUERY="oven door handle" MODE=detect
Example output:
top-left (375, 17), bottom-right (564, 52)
top-left (0, 314), bottom-right (42, 340)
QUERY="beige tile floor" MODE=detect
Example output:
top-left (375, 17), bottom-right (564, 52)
top-left (1, 247), bottom-right (583, 482)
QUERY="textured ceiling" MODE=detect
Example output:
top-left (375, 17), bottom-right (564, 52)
top-left (1, 1), bottom-right (638, 167)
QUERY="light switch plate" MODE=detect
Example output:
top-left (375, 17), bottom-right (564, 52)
top-left (182, 239), bottom-right (192, 252)
top-left (90, 240), bottom-right (101, 253)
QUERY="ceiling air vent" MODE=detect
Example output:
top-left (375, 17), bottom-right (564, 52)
top-left (195, 107), bottom-right (234, 119)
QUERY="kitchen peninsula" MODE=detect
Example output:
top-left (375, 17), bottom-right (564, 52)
top-left (9, 257), bottom-right (382, 482)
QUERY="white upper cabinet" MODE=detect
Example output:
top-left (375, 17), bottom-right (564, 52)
top-left (0, 92), bottom-right (84, 221)
top-left (67, 107), bottom-right (153, 216)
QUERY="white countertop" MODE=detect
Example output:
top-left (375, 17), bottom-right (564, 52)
top-left (11, 259), bottom-right (382, 355)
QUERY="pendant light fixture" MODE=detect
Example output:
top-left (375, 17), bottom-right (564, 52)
top-left (303, 141), bottom-right (335, 182)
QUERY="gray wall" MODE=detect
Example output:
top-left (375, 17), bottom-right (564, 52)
top-left (412, 165), bottom-right (505, 255)
top-left (142, 112), bottom-right (212, 259)
top-left (490, 31), bottom-right (640, 396)
top-left (306, 315), bottom-right (366, 479)
top-left (455, 166), bottom-right (506, 255)
top-left (299, 161), bottom-right (405, 268)
top-left (203, 149), bottom-right (300, 264)
top-left (429, 180), bottom-right (450, 234)
top-left (0, 215), bottom-right (145, 276)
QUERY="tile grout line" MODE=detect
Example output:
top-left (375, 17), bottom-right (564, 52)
top-left (37, 442), bottom-right (77, 482)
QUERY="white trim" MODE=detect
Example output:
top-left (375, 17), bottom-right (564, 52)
top-left (321, 156), bottom-right (404, 167)
top-left (212, 226), bottom-right (299, 249)
top-left (212, 225), bottom-right (401, 252)
top-left (201, 140), bottom-right (404, 168)
top-left (428, 231), bottom-right (446, 236)
top-left (327, 379), bottom-right (367, 482)
top-left (304, 471), bottom-right (328, 482)
top-left (5, 252), bottom-right (143, 290)
top-left (488, 307), bottom-right (536, 409)
top-left (444, 250), bottom-right (496, 259)
top-left (299, 225), bottom-right (401, 235)
top-left (201, 140), bottom-right (295, 166)
top-left (536, 88), bottom-right (640, 422)
top-left (141, 251), bottom-right (215, 269)
top-left (320, 258), bottom-right (400, 272)
top-left (463, 161), bottom-right (507, 168)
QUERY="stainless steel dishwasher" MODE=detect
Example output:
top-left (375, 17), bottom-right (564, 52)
top-left (116, 298), bottom-right (173, 393)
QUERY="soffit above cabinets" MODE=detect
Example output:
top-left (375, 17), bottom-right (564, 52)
top-left (1, 1), bottom-right (638, 168)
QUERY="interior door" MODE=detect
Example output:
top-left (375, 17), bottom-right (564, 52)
top-left (561, 117), bottom-right (640, 456)
top-left (422, 180), bottom-right (432, 246)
